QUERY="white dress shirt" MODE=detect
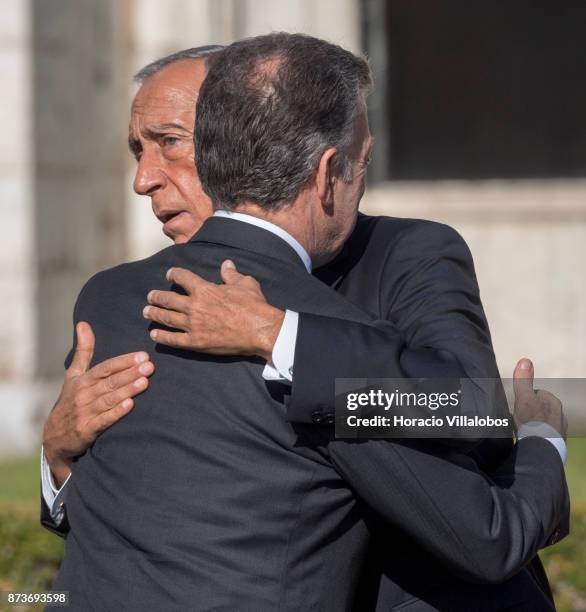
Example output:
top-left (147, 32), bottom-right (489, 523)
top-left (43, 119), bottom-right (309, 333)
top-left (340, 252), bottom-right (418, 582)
top-left (40, 211), bottom-right (567, 524)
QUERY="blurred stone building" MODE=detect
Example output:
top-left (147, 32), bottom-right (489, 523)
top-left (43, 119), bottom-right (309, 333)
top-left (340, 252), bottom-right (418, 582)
top-left (2, 0), bottom-right (585, 454)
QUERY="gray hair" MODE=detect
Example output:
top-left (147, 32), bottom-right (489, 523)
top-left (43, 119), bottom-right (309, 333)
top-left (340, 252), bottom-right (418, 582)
top-left (133, 45), bottom-right (224, 84)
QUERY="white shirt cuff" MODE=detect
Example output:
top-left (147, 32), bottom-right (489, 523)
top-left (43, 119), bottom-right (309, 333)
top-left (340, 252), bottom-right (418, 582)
top-left (41, 446), bottom-right (71, 525)
top-left (517, 421), bottom-right (567, 465)
top-left (261, 310), bottom-right (298, 383)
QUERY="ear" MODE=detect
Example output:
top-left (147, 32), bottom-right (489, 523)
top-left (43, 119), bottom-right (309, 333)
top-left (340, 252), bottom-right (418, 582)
top-left (315, 147), bottom-right (337, 209)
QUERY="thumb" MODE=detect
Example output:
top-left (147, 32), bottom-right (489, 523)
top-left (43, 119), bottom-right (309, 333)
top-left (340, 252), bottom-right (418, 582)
top-left (513, 358), bottom-right (534, 400)
top-left (220, 259), bottom-right (244, 284)
top-left (69, 322), bottom-right (95, 375)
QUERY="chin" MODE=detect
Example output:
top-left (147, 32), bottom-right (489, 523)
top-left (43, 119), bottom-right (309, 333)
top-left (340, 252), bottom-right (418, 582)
top-left (165, 225), bottom-right (199, 245)
top-left (162, 216), bottom-right (204, 244)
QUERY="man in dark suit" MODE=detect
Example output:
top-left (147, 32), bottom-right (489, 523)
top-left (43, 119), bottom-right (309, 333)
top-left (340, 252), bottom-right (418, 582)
top-left (44, 40), bottom-right (559, 608)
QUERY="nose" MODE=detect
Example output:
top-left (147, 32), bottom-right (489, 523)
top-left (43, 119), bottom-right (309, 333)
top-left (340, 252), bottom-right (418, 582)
top-left (133, 150), bottom-right (167, 196)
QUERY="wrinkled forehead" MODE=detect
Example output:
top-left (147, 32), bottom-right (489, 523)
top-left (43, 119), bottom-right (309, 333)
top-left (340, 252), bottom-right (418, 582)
top-left (131, 84), bottom-right (195, 118)
top-left (130, 59), bottom-right (206, 125)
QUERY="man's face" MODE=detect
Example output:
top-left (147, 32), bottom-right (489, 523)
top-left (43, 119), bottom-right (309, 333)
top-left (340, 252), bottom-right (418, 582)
top-left (129, 58), bottom-right (212, 244)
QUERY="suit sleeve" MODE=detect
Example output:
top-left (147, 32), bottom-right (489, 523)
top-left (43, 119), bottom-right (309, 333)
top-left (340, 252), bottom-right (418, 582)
top-left (328, 435), bottom-right (569, 584)
top-left (287, 222), bottom-right (500, 425)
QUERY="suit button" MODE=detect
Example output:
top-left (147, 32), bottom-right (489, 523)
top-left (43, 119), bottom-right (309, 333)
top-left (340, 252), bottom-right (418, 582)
top-left (311, 411), bottom-right (323, 424)
top-left (325, 414), bottom-right (335, 424)
top-left (550, 528), bottom-right (560, 544)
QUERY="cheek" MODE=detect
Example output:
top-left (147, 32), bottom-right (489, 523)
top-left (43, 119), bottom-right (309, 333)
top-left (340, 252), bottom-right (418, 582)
top-left (173, 169), bottom-right (200, 199)
top-left (174, 170), bottom-right (199, 194)
top-left (176, 170), bottom-right (213, 216)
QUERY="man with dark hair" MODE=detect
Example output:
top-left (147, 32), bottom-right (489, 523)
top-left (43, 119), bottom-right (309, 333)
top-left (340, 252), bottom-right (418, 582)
top-left (44, 37), bottom-right (568, 610)
top-left (195, 35), bottom-right (372, 212)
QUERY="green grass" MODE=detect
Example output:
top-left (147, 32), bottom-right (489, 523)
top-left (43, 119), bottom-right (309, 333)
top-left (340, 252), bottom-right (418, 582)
top-left (0, 504), bottom-right (64, 590)
top-left (0, 456), bottom-right (41, 503)
top-left (0, 440), bottom-right (584, 611)
top-left (541, 505), bottom-right (586, 611)
top-left (0, 457), bottom-right (64, 611)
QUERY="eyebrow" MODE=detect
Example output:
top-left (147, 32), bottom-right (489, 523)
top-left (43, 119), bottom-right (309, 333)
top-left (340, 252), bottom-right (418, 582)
top-left (146, 123), bottom-right (192, 135)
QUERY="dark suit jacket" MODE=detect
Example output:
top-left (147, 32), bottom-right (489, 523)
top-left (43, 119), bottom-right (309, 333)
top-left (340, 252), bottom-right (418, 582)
top-left (285, 214), bottom-right (565, 610)
top-left (45, 216), bottom-right (568, 611)
top-left (289, 214), bottom-right (501, 426)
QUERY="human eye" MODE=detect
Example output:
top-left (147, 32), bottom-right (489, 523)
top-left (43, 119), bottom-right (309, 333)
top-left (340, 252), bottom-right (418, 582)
top-left (161, 134), bottom-right (192, 160)
top-left (162, 135), bottom-right (180, 147)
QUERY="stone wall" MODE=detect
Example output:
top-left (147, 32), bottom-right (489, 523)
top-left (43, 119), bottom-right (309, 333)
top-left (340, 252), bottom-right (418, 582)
top-left (0, 0), bottom-right (35, 453)
top-left (362, 180), bottom-right (586, 379)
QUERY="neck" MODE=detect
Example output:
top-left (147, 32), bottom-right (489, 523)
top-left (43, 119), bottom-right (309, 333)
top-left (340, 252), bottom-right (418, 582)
top-left (231, 200), bottom-right (328, 264)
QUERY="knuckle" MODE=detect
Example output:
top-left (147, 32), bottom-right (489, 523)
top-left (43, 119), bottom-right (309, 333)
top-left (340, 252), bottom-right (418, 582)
top-left (102, 393), bottom-right (116, 409)
top-left (72, 421), bottom-right (86, 440)
top-left (73, 375), bottom-right (87, 390)
top-left (65, 367), bottom-right (80, 380)
top-left (74, 390), bottom-right (89, 408)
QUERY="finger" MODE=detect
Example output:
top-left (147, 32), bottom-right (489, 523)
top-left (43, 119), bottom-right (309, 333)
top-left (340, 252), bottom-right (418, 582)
top-left (89, 361), bottom-right (154, 399)
top-left (86, 351), bottom-right (150, 385)
top-left (220, 259), bottom-right (244, 285)
top-left (97, 376), bottom-right (150, 412)
top-left (147, 290), bottom-right (190, 312)
top-left (90, 398), bottom-right (135, 436)
top-left (150, 328), bottom-right (191, 349)
top-left (68, 322), bottom-right (95, 376)
top-left (166, 267), bottom-right (205, 295)
top-left (513, 358), bottom-right (534, 399)
top-left (143, 305), bottom-right (189, 331)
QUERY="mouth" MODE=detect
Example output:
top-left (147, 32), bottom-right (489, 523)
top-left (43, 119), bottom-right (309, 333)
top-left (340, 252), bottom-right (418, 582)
top-left (156, 210), bottom-right (184, 224)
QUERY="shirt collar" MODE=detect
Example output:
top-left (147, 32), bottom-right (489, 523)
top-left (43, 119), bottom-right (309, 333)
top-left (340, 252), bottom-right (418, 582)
top-left (213, 210), bottom-right (312, 273)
